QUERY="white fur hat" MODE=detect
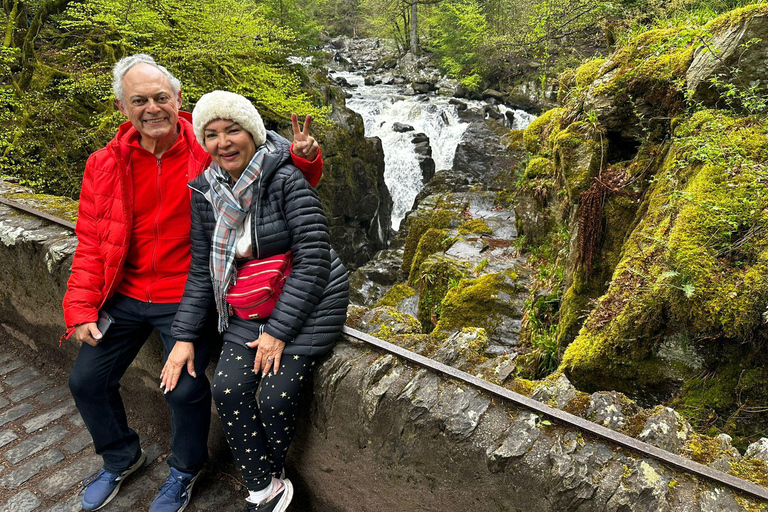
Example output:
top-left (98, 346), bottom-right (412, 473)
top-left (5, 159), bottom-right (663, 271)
top-left (192, 90), bottom-right (267, 147)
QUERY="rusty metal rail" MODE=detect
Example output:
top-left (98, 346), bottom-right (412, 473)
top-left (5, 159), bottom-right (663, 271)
top-left (0, 197), bottom-right (77, 231)
top-left (1, 195), bottom-right (765, 503)
top-left (343, 325), bottom-right (768, 503)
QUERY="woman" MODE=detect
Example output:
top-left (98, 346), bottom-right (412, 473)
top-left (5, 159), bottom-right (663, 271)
top-left (167, 90), bottom-right (349, 512)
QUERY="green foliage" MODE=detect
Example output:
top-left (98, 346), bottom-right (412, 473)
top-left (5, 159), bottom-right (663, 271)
top-left (423, 0), bottom-right (487, 79)
top-left (0, 0), bottom-right (329, 197)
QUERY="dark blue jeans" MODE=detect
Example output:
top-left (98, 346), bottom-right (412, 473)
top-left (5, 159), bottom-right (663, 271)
top-left (69, 293), bottom-right (213, 474)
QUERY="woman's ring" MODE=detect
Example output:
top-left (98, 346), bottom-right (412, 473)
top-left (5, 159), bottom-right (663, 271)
top-left (267, 358), bottom-right (272, 362)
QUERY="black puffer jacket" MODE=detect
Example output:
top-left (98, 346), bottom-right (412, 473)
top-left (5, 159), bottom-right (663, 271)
top-left (172, 131), bottom-right (349, 357)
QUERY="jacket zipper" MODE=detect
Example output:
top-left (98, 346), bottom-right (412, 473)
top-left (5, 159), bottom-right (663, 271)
top-left (149, 158), bottom-right (162, 303)
top-left (227, 286), bottom-right (274, 300)
top-left (234, 269), bottom-right (285, 283)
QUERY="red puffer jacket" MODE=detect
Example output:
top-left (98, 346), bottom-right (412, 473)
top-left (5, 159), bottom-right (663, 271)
top-left (62, 112), bottom-right (322, 335)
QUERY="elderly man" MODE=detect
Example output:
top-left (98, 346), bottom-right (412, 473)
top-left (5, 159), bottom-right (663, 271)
top-left (63, 54), bottom-right (322, 512)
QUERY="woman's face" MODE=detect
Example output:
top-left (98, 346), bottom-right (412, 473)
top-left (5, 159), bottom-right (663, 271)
top-left (203, 119), bottom-right (257, 180)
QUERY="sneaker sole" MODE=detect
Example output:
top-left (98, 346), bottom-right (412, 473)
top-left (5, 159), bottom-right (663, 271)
top-left (88, 450), bottom-right (147, 511)
top-left (274, 479), bottom-right (294, 512)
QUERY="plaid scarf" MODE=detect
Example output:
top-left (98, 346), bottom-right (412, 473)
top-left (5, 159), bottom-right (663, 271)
top-left (203, 147), bottom-right (267, 332)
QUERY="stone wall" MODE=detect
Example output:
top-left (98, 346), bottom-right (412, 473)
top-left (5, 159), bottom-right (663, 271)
top-left (0, 184), bottom-right (761, 511)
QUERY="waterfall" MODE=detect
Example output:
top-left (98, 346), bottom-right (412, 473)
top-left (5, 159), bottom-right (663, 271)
top-left (330, 70), bottom-right (536, 230)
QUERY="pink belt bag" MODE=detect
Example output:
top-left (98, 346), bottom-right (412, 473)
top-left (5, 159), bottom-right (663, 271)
top-left (226, 251), bottom-right (293, 320)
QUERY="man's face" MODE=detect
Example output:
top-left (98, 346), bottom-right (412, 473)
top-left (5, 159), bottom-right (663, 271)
top-left (116, 63), bottom-right (181, 142)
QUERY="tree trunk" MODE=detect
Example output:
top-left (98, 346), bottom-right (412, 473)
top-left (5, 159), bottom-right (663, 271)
top-left (410, 0), bottom-right (418, 55)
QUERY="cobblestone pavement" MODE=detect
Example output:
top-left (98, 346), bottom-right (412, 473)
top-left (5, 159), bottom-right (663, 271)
top-left (0, 336), bottom-right (301, 512)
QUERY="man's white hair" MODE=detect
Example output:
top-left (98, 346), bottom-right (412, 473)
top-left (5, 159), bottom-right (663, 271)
top-left (112, 54), bottom-right (181, 102)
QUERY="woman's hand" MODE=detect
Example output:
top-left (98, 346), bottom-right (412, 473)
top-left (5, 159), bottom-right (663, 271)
top-left (160, 341), bottom-right (197, 393)
top-left (247, 332), bottom-right (285, 376)
top-left (291, 113), bottom-right (319, 161)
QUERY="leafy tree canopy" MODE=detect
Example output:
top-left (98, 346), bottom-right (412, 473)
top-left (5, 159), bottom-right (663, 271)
top-left (1, 0), bottom-right (328, 196)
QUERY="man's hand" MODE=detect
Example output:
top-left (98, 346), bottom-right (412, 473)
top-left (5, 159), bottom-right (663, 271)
top-left (75, 322), bottom-right (103, 347)
top-left (291, 113), bottom-right (319, 161)
top-left (247, 332), bottom-right (285, 376)
top-left (160, 342), bottom-right (196, 393)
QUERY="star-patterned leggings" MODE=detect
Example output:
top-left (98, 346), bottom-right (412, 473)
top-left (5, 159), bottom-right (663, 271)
top-left (211, 341), bottom-right (316, 491)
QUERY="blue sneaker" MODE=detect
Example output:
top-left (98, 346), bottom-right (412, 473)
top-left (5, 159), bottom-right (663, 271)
top-left (81, 450), bottom-right (146, 511)
top-left (148, 467), bottom-right (200, 512)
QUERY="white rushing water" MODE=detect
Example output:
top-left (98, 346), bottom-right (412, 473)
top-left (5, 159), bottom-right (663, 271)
top-left (330, 70), bottom-right (536, 230)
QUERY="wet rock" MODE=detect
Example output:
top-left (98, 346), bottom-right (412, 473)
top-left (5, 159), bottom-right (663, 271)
top-left (745, 437), bottom-right (768, 463)
top-left (587, 391), bottom-right (640, 430)
top-left (453, 121), bottom-right (527, 189)
top-left (687, 12), bottom-right (768, 109)
top-left (432, 328), bottom-right (489, 367)
top-left (487, 411), bottom-right (541, 472)
top-left (357, 306), bottom-right (421, 338)
top-left (432, 381), bottom-right (490, 439)
top-left (531, 375), bottom-right (577, 408)
top-left (482, 89), bottom-right (505, 101)
top-left (333, 76), bottom-right (356, 88)
top-left (410, 132), bottom-right (435, 184)
top-left (413, 169), bottom-right (472, 207)
top-left (412, 82), bottom-right (431, 94)
top-left (348, 247), bottom-right (405, 306)
top-left (698, 488), bottom-right (745, 511)
top-left (449, 98), bottom-right (468, 111)
top-left (392, 122), bottom-right (414, 133)
top-left (638, 407), bottom-right (694, 454)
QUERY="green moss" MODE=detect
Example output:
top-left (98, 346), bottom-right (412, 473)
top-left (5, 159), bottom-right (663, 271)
top-left (524, 157), bottom-right (555, 180)
top-left (401, 208), bottom-right (457, 273)
top-left (416, 256), bottom-right (471, 332)
top-left (501, 129), bottom-right (525, 152)
top-left (376, 284), bottom-right (417, 309)
top-left (407, 228), bottom-right (454, 285)
top-left (457, 219), bottom-right (493, 236)
top-left (553, 121), bottom-right (603, 201)
top-left (731, 459), bottom-right (768, 487)
top-left (560, 111), bottom-right (768, 405)
top-left (6, 191), bottom-right (79, 223)
top-left (365, 307), bottom-right (422, 341)
top-left (706, 4), bottom-right (768, 34)
top-left (575, 58), bottom-right (606, 89)
top-left (510, 378), bottom-right (536, 397)
top-left (562, 392), bottom-right (591, 417)
top-left (495, 189), bottom-right (516, 209)
top-left (682, 434), bottom-right (723, 465)
top-left (432, 270), bottom-right (520, 340)
top-left (523, 108), bottom-right (565, 155)
top-left (557, 68), bottom-right (577, 104)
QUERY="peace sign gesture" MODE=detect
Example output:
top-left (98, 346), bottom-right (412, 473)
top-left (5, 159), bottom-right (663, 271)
top-left (291, 113), bottom-right (319, 161)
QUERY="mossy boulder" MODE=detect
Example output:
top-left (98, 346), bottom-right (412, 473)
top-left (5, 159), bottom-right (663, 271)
top-left (553, 121), bottom-right (604, 202)
top-left (523, 108), bottom-right (565, 155)
top-left (401, 207), bottom-right (457, 274)
top-left (357, 306), bottom-right (421, 341)
top-left (375, 284), bottom-right (418, 317)
top-left (575, 58), bottom-right (606, 89)
top-left (561, 111), bottom-right (768, 414)
top-left (415, 255), bottom-right (471, 332)
top-left (688, 6), bottom-right (768, 109)
top-left (523, 157), bottom-right (554, 180)
top-left (585, 27), bottom-right (696, 140)
top-left (432, 270), bottom-right (525, 349)
top-left (407, 228), bottom-right (454, 285)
